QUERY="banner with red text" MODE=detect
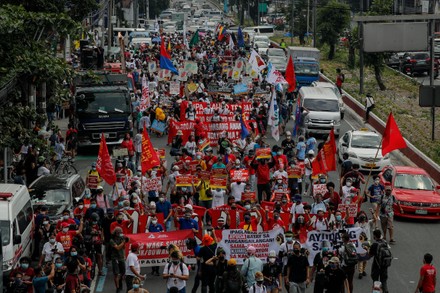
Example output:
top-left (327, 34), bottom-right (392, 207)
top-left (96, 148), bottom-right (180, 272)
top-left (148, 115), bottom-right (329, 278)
top-left (217, 228), bottom-right (285, 264)
top-left (125, 230), bottom-right (197, 267)
top-left (180, 101), bottom-right (253, 121)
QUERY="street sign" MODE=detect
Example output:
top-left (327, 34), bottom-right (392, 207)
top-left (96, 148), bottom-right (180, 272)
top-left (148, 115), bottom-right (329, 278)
top-left (419, 85), bottom-right (440, 107)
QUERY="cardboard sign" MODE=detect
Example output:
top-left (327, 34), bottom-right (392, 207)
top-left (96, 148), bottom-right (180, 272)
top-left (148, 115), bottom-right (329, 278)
top-left (313, 184), bottom-right (328, 197)
top-left (287, 166), bottom-right (304, 179)
top-left (241, 192), bottom-right (256, 203)
top-left (338, 204), bottom-right (358, 217)
top-left (233, 83), bottom-right (248, 94)
top-left (199, 170), bottom-right (211, 181)
top-left (112, 148), bottom-right (128, 158)
top-left (156, 148), bottom-right (166, 159)
top-left (210, 177), bottom-right (227, 189)
top-left (176, 175), bottom-right (195, 187)
top-left (189, 160), bottom-right (200, 173)
top-left (148, 62), bottom-right (157, 72)
top-left (169, 81), bottom-right (180, 95)
top-left (256, 148), bottom-right (272, 159)
top-left (211, 168), bottom-right (228, 177)
top-left (272, 191), bottom-right (289, 202)
top-left (86, 175), bottom-right (99, 189)
top-left (230, 169), bottom-right (249, 182)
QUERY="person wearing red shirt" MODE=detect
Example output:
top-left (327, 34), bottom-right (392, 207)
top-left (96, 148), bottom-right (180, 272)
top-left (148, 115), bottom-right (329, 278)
top-left (273, 148), bottom-right (288, 170)
top-left (56, 209), bottom-right (77, 231)
top-left (204, 148), bottom-right (217, 171)
top-left (9, 257), bottom-right (35, 293)
top-left (73, 200), bottom-right (87, 220)
top-left (238, 210), bottom-right (261, 231)
top-left (266, 210), bottom-right (285, 230)
top-left (121, 133), bottom-right (135, 159)
top-left (194, 118), bottom-right (207, 142)
top-left (110, 210), bottom-right (134, 234)
top-left (323, 182), bottom-right (341, 207)
top-left (251, 157), bottom-right (275, 202)
top-left (56, 220), bottom-right (84, 252)
top-left (243, 150), bottom-right (257, 188)
top-left (416, 253), bottom-right (437, 293)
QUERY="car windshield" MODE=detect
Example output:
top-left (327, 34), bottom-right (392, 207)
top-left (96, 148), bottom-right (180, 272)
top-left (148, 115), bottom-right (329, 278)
top-left (268, 49), bottom-right (285, 57)
top-left (0, 220), bottom-right (10, 246)
top-left (351, 135), bottom-right (380, 148)
top-left (294, 63), bottom-right (319, 76)
top-left (303, 99), bottom-right (339, 112)
top-left (394, 173), bottom-right (434, 190)
top-left (31, 189), bottom-right (70, 205)
top-left (76, 92), bottom-right (130, 114)
top-left (255, 42), bottom-right (269, 48)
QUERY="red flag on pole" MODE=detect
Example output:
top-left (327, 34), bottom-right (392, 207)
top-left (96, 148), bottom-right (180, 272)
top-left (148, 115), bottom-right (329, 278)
top-left (382, 112), bottom-right (407, 156)
top-left (96, 134), bottom-right (116, 186)
top-left (312, 128), bottom-right (337, 175)
top-left (141, 126), bottom-right (161, 173)
top-left (285, 56), bottom-right (296, 93)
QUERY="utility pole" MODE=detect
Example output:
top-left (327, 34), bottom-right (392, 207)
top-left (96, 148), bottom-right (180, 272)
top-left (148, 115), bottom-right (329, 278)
top-left (134, 0), bottom-right (139, 28)
top-left (307, 0), bottom-right (310, 45)
top-left (291, 0), bottom-right (295, 44)
top-left (312, 0), bottom-right (316, 47)
top-left (430, 0), bottom-right (435, 140)
top-left (359, 0), bottom-right (364, 94)
top-left (146, 0), bottom-right (149, 20)
top-left (108, 0), bottom-right (113, 52)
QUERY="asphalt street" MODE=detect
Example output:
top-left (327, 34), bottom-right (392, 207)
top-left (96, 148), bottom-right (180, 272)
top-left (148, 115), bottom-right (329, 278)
top-left (65, 106), bottom-right (440, 293)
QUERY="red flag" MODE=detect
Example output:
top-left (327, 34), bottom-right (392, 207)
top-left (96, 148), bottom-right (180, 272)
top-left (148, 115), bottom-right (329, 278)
top-left (312, 129), bottom-right (337, 175)
top-left (382, 112), bottom-right (407, 156)
top-left (96, 134), bottom-right (116, 185)
top-left (285, 56), bottom-right (296, 93)
top-left (141, 126), bottom-right (161, 173)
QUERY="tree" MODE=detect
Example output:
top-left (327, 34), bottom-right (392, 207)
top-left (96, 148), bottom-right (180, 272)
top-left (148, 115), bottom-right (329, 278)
top-left (363, 0), bottom-right (394, 90)
top-left (285, 0), bottom-right (309, 45)
top-left (317, 1), bottom-right (351, 60)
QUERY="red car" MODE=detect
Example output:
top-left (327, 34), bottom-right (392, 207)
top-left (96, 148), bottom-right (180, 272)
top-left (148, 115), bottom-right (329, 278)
top-left (378, 165), bottom-right (440, 220)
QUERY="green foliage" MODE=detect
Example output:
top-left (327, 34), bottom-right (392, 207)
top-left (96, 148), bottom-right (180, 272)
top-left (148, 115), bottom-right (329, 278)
top-left (284, 0), bottom-right (310, 45)
top-left (317, 1), bottom-right (351, 59)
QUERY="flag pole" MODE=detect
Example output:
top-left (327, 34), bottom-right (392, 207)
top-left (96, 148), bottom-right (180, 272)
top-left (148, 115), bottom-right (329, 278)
top-left (361, 136), bottom-right (384, 200)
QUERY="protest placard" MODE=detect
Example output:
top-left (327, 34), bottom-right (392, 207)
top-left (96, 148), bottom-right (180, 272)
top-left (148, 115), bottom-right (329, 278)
top-left (256, 148), bottom-right (272, 159)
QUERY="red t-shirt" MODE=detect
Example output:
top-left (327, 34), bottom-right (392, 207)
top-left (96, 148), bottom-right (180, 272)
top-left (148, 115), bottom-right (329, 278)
top-left (204, 155), bottom-right (218, 171)
top-left (56, 230), bottom-right (78, 251)
top-left (255, 163), bottom-right (271, 184)
top-left (420, 264), bottom-right (436, 292)
top-left (238, 219), bottom-right (258, 231)
top-left (10, 267), bottom-right (35, 293)
top-left (56, 218), bottom-right (76, 231)
top-left (243, 156), bottom-right (256, 175)
top-left (110, 220), bottom-right (132, 234)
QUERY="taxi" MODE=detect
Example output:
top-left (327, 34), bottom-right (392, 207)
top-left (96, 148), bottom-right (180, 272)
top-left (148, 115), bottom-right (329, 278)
top-left (337, 128), bottom-right (391, 171)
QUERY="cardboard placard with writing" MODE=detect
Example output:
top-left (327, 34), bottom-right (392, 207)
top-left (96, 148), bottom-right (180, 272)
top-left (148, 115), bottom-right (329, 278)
top-left (256, 148), bottom-right (272, 159)
top-left (230, 169), bottom-right (249, 182)
top-left (241, 192), bottom-right (256, 203)
top-left (209, 177), bottom-right (227, 189)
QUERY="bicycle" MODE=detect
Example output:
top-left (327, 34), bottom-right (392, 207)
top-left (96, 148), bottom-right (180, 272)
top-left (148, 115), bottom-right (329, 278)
top-left (54, 155), bottom-right (78, 175)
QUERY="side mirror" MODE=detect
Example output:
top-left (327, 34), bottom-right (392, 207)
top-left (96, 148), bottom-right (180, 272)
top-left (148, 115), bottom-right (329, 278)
top-left (436, 185), bottom-right (440, 190)
top-left (341, 142), bottom-right (348, 147)
top-left (13, 235), bottom-right (21, 245)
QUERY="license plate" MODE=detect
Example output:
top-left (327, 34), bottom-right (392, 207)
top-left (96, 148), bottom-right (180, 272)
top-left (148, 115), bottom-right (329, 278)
top-left (417, 61), bottom-right (426, 64)
top-left (415, 209), bottom-right (428, 215)
top-left (365, 163), bottom-right (376, 168)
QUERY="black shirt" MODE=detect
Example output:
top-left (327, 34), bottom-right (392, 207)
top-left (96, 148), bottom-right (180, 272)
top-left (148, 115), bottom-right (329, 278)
top-left (324, 266), bottom-right (347, 293)
top-left (313, 252), bottom-right (334, 272)
top-left (281, 139), bottom-right (295, 156)
top-left (287, 254), bottom-right (309, 283)
top-left (262, 262), bottom-right (282, 285)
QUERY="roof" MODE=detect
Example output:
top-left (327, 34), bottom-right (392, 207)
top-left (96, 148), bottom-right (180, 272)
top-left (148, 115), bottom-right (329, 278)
top-left (299, 87), bottom-right (339, 100)
top-left (393, 165), bottom-right (429, 175)
top-left (76, 86), bottom-right (128, 93)
top-left (29, 174), bottom-right (77, 191)
top-left (351, 129), bottom-right (379, 137)
top-left (312, 81), bottom-right (336, 88)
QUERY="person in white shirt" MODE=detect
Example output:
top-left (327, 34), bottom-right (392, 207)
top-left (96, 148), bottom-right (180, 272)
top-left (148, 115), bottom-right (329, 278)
top-left (290, 195), bottom-right (305, 224)
top-left (203, 102), bottom-right (215, 114)
top-left (230, 181), bottom-right (246, 202)
top-left (341, 178), bottom-right (353, 199)
top-left (39, 233), bottom-right (64, 265)
top-left (125, 242), bottom-right (145, 291)
top-left (163, 251), bottom-right (190, 292)
top-left (272, 165), bottom-right (288, 181)
top-left (311, 194), bottom-right (327, 214)
top-left (37, 158), bottom-right (50, 177)
top-left (249, 271), bottom-right (267, 293)
top-left (211, 188), bottom-right (226, 208)
top-left (185, 102), bottom-right (197, 121)
top-left (218, 101), bottom-right (230, 115)
top-left (304, 150), bottom-right (314, 197)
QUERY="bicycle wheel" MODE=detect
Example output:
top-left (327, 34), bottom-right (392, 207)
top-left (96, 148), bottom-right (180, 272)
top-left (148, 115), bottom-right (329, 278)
top-left (62, 164), bottom-right (78, 175)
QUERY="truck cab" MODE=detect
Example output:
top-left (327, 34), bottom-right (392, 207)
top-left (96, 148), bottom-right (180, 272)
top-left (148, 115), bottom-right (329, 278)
top-left (288, 46), bottom-right (321, 87)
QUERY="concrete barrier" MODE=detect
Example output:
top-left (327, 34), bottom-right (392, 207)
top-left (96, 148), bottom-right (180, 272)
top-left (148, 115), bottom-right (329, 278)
top-left (319, 73), bottom-right (440, 183)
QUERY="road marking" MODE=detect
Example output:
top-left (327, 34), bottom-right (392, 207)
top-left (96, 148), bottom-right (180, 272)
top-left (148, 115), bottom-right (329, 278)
top-left (409, 281), bottom-right (415, 283)
top-left (344, 117), bottom-right (357, 131)
top-left (95, 267), bottom-right (108, 292)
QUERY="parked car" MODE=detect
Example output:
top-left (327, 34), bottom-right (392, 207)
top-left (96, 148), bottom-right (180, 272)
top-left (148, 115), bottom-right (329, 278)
top-left (337, 129), bottom-right (391, 171)
top-left (385, 53), bottom-right (403, 70)
top-left (400, 52), bottom-right (439, 77)
top-left (29, 174), bottom-right (86, 218)
top-left (379, 165), bottom-right (440, 220)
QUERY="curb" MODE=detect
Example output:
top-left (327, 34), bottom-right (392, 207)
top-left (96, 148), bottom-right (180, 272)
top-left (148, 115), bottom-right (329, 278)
top-left (319, 73), bottom-right (440, 183)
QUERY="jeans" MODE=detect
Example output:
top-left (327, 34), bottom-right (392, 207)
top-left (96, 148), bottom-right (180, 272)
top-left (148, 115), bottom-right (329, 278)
top-left (289, 281), bottom-right (306, 293)
top-left (165, 218), bottom-right (172, 231)
top-left (126, 275), bottom-right (135, 292)
top-left (342, 265), bottom-right (355, 293)
top-left (372, 267), bottom-right (388, 293)
top-left (168, 288), bottom-right (186, 293)
top-left (257, 183), bottom-right (271, 202)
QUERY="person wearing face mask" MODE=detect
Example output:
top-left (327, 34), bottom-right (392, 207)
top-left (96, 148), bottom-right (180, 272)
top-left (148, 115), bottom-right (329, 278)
top-left (376, 183), bottom-right (396, 243)
top-left (56, 219), bottom-right (84, 252)
top-left (185, 101), bottom-right (197, 121)
top-left (110, 227), bottom-right (127, 292)
top-left (273, 148), bottom-right (288, 170)
top-left (211, 109), bottom-right (222, 122)
top-left (323, 257), bottom-right (349, 293)
top-left (87, 162), bottom-right (102, 193)
top-left (262, 251), bottom-right (282, 293)
top-left (211, 186), bottom-right (227, 208)
top-left (73, 199), bottom-right (87, 220)
top-left (285, 241), bottom-right (310, 293)
top-left (205, 248), bottom-right (228, 293)
top-left (290, 194), bottom-right (305, 225)
top-left (33, 263), bottom-right (55, 293)
top-left (156, 192), bottom-right (173, 231)
top-left (251, 156), bottom-right (276, 202)
top-left (281, 131), bottom-right (295, 160)
top-left (243, 149), bottom-right (257, 190)
top-left (102, 208), bottom-right (116, 266)
top-left (194, 152), bottom-right (207, 170)
top-left (341, 178), bottom-right (354, 199)
top-left (166, 165), bottom-right (181, 196)
top-left (83, 212), bottom-right (105, 276)
top-left (266, 210), bottom-right (285, 230)
top-left (56, 209), bottom-right (77, 231)
top-left (238, 211), bottom-right (261, 231)
top-left (203, 148), bottom-right (218, 171)
top-left (38, 215), bottom-right (55, 250)
top-left (241, 246), bottom-right (264, 289)
top-left (309, 209), bottom-right (329, 231)
top-left (39, 232), bottom-right (64, 267)
top-left (311, 194), bottom-right (327, 214)
top-left (64, 246), bottom-right (87, 291)
top-left (163, 251), bottom-right (190, 293)
top-left (366, 176), bottom-right (385, 210)
top-left (230, 179), bottom-right (246, 203)
top-left (126, 243), bottom-right (146, 291)
top-left (303, 150), bottom-right (315, 197)
top-left (196, 234), bottom-right (217, 293)
top-left (273, 164), bottom-right (288, 183)
top-left (223, 258), bottom-right (244, 292)
top-left (179, 211), bottom-right (199, 234)
top-left (128, 277), bottom-right (150, 293)
top-left (323, 182), bottom-right (341, 207)
top-left (10, 271), bottom-right (28, 293)
top-left (248, 271), bottom-right (267, 293)
top-left (85, 198), bottom-right (105, 223)
top-left (311, 241), bottom-right (335, 293)
top-left (110, 210), bottom-right (134, 234)
top-left (9, 257), bottom-right (35, 293)
top-left (342, 164), bottom-right (365, 189)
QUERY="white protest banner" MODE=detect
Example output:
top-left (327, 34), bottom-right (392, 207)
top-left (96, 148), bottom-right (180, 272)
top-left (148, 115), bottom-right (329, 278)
top-left (217, 228), bottom-right (285, 264)
top-left (169, 81), bottom-right (180, 95)
top-left (337, 204), bottom-right (359, 217)
top-left (304, 227), bottom-right (363, 265)
top-left (184, 61), bottom-right (198, 74)
top-left (313, 184), bottom-right (328, 197)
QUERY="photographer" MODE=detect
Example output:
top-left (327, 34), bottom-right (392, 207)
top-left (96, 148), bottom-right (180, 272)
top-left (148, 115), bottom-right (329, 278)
top-left (376, 183), bottom-right (396, 243)
top-left (163, 251), bottom-right (190, 293)
top-left (110, 227), bottom-right (127, 293)
top-left (38, 232), bottom-right (65, 267)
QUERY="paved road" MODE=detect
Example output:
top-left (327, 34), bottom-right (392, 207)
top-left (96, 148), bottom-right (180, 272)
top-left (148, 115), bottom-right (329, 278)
top-left (65, 107), bottom-right (440, 293)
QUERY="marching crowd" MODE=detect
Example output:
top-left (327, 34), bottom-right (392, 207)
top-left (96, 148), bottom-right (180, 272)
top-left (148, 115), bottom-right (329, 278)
top-left (6, 25), bottom-right (437, 293)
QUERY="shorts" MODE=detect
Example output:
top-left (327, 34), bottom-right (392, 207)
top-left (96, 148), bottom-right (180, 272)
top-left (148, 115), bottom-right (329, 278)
top-left (112, 259), bottom-right (126, 275)
top-left (380, 216), bottom-right (394, 229)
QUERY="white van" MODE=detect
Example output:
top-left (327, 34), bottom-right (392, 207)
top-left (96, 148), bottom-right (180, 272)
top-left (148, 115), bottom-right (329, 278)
top-left (244, 26), bottom-right (275, 37)
top-left (298, 87), bottom-right (341, 136)
top-left (311, 81), bottom-right (345, 119)
top-left (0, 184), bottom-right (34, 274)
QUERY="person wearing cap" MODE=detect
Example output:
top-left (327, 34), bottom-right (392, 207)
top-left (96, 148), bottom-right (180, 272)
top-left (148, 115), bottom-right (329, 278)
top-left (56, 209), bottom-right (77, 231)
top-left (203, 147), bottom-right (218, 171)
top-left (197, 234), bottom-right (217, 292)
top-left (96, 185), bottom-right (110, 213)
top-left (55, 217), bottom-right (84, 252)
top-left (303, 149), bottom-right (315, 197)
top-left (281, 131), bottom-right (295, 160)
top-left (323, 256), bottom-right (349, 293)
top-left (178, 210), bottom-right (199, 234)
top-left (214, 216), bottom-right (230, 230)
top-left (285, 241), bottom-right (310, 293)
top-left (238, 210), bottom-right (261, 231)
top-left (163, 250), bottom-right (190, 292)
top-left (125, 242), bottom-right (145, 291)
top-left (262, 251), bottom-right (282, 292)
top-left (223, 258), bottom-right (244, 292)
top-left (87, 162), bottom-right (102, 191)
top-left (242, 245), bottom-right (264, 289)
top-left (248, 271), bottom-right (267, 293)
top-left (376, 182), bottom-right (396, 243)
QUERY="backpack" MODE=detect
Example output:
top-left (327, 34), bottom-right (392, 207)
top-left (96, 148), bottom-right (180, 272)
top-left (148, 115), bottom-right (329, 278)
top-left (343, 242), bottom-right (358, 267)
top-left (376, 241), bottom-right (392, 268)
top-left (224, 271), bottom-right (242, 292)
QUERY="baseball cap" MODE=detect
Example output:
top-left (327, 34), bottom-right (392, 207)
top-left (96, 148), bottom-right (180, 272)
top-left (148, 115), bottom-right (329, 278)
top-left (131, 242), bottom-right (140, 250)
top-left (329, 256), bottom-right (340, 263)
top-left (227, 258), bottom-right (237, 266)
top-left (61, 222), bottom-right (70, 228)
top-left (184, 204), bottom-right (193, 210)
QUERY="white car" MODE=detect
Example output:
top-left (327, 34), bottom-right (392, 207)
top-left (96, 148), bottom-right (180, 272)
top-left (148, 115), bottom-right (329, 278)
top-left (338, 129), bottom-right (391, 172)
top-left (253, 35), bottom-right (270, 46)
top-left (311, 81), bottom-right (345, 119)
top-left (254, 41), bottom-right (269, 56)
